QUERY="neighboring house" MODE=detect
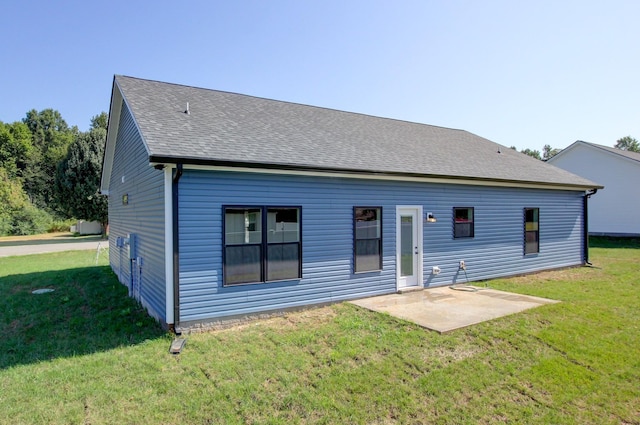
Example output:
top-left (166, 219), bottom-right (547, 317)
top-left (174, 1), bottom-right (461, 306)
top-left (548, 141), bottom-right (640, 236)
top-left (101, 75), bottom-right (601, 332)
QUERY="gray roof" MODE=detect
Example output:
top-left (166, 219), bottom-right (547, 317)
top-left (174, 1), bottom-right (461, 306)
top-left (112, 75), bottom-right (600, 189)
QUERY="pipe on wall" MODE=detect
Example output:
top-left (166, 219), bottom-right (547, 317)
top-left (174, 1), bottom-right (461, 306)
top-left (172, 163), bottom-right (183, 330)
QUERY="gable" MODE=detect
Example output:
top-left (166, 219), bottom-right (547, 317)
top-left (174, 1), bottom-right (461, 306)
top-left (101, 79), bottom-right (152, 194)
top-left (549, 140), bottom-right (640, 169)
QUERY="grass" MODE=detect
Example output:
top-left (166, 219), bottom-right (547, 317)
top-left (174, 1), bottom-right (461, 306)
top-left (0, 251), bottom-right (165, 369)
top-left (0, 240), bottom-right (638, 424)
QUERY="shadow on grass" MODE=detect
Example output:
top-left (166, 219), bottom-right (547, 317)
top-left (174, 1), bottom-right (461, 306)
top-left (0, 265), bottom-right (166, 369)
top-left (589, 236), bottom-right (640, 249)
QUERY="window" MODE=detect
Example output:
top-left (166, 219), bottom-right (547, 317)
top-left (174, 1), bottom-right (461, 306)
top-left (267, 208), bottom-right (301, 281)
top-left (354, 207), bottom-right (382, 272)
top-left (224, 206), bottom-right (301, 285)
top-left (524, 208), bottom-right (539, 254)
top-left (453, 207), bottom-right (474, 238)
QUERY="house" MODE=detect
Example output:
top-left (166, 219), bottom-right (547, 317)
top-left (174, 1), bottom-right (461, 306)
top-left (101, 75), bottom-right (601, 332)
top-left (548, 141), bottom-right (640, 236)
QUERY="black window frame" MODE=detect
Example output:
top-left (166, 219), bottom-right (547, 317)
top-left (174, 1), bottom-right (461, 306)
top-left (524, 207), bottom-right (539, 255)
top-left (223, 205), bottom-right (302, 286)
top-left (453, 207), bottom-right (475, 239)
top-left (353, 206), bottom-right (383, 273)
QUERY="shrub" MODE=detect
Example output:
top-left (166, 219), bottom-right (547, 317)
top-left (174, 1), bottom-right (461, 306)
top-left (47, 218), bottom-right (76, 233)
top-left (0, 166), bottom-right (56, 236)
top-left (9, 205), bottom-right (52, 236)
top-left (0, 215), bottom-right (11, 236)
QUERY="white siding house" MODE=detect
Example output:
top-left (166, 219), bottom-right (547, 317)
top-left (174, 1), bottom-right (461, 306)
top-left (548, 141), bottom-right (640, 236)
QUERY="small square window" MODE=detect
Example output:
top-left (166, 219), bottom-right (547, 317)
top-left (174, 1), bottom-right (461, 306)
top-left (453, 207), bottom-right (474, 238)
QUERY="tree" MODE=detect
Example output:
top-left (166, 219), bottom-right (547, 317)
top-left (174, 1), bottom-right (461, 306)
top-left (22, 109), bottom-right (75, 209)
top-left (0, 167), bottom-right (51, 236)
top-left (614, 136), bottom-right (639, 152)
top-left (542, 144), bottom-right (560, 160)
top-left (0, 121), bottom-right (33, 179)
top-left (0, 167), bottom-right (24, 235)
top-left (90, 112), bottom-right (108, 131)
top-left (54, 127), bottom-right (108, 235)
top-left (521, 148), bottom-right (542, 160)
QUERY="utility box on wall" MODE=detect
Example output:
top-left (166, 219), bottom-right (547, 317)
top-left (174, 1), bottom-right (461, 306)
top-left (127, 233), bottom-right (137, 259)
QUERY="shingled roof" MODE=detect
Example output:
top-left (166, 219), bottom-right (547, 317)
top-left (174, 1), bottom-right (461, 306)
top-left (104, 75), bottom-right (600, 190)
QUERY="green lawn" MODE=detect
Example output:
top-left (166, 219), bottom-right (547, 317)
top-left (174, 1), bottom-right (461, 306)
top-left (0, 240), bottom-right (638, 424)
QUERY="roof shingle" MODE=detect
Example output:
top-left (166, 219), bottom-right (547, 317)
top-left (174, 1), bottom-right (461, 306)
top-left (113, 75), bottom-right (600, 189)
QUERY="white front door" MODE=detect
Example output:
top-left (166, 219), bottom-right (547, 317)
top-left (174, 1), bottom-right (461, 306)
top-left (396, 206), bottom-right (423, 289)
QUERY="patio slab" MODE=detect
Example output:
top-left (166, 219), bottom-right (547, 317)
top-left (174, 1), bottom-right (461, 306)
top-left (349, 285), bottom-right (559, 333)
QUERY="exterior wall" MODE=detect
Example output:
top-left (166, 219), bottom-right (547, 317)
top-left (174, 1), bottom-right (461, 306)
top-left (178, 170), bottom-right (585, 324)
top-left (108, 102), bottom-right (167, 323)
top-left (549, 144), bottom-right (640, 235)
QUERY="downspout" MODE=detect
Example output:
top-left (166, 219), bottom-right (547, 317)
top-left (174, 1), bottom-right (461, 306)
top-left (172, 163), bottom-right (183, 331)
top-left (584, 188), bottom-right (597, 265)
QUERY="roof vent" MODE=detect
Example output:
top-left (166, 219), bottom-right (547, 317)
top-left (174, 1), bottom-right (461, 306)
top-left (184, 102), bottom-right (190, 115)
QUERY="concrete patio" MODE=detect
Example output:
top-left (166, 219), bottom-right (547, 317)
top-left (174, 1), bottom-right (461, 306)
top-left (350, 285), bottom-right (559, 333)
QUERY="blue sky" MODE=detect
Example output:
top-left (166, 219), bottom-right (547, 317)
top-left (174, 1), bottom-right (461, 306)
top-left (1, 0), bottom-right (638, 152)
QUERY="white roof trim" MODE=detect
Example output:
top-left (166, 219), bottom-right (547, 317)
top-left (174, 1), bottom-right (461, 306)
top-left (154, 162), bottom-right (595, 192)
top-left (101, 77), bottom-right (154, 194)
top-left (100, 79), bottom-right (122, 194)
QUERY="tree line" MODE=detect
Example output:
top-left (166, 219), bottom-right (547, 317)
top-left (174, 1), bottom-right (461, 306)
top-left (0, 109), bottom-right (107, 236)
top-left (513, 136), bottom-right (639, 160)
top-left (1, 107), bottom-right (638, 238)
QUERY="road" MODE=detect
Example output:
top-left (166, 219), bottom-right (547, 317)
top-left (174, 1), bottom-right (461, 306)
top-left (0, 235), bottom-right (105, 257)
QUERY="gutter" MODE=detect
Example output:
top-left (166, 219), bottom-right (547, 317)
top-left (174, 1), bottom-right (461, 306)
top-left (149, 155), bottom-right (602, 192)
top-left (172, 163), bottom-right (183, 331)
top-left (584, 188), bottom-right (598, 265)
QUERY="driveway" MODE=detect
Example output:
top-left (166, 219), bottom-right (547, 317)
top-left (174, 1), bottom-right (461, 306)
top-left (0, 235), bottom-right (105, 257)
top-left (350, 286), bottom-right (558, 333)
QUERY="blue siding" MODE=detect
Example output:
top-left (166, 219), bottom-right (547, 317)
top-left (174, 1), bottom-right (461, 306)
top-left (422, 187), bottom-right (583, 286)
top-left (178, 170), bottom-right (584, 323)
top-left (108, 102), bottom-right (167, 323)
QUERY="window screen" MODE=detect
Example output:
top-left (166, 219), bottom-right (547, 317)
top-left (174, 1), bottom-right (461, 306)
top-left (524, 208), bottom-right (539, 254)
top-left (224, 206), bottom-right (301, 285)
top-left (354, 207), bottom-right (382, 272)
top-left (454, 207), bottom-right (474, 238)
